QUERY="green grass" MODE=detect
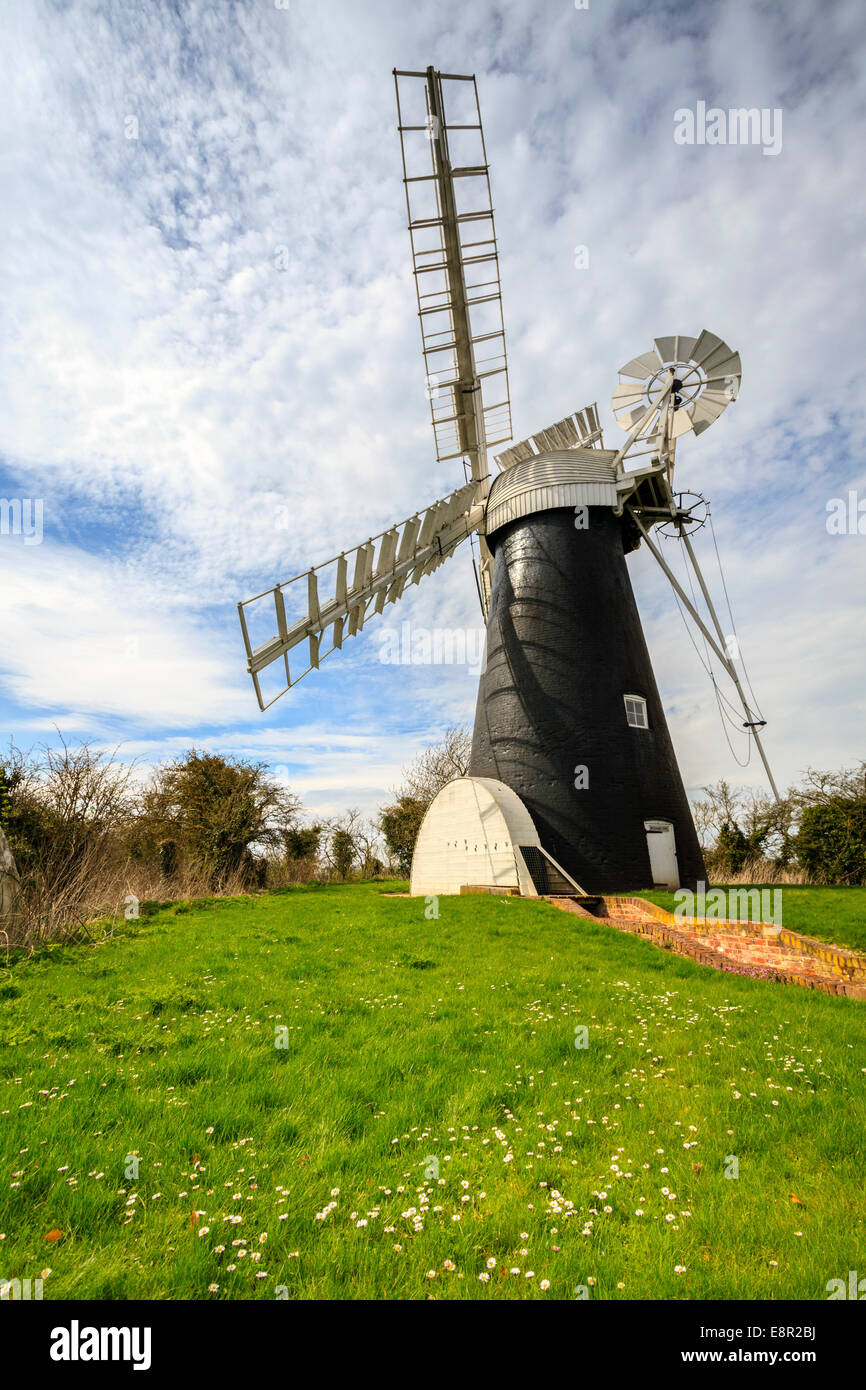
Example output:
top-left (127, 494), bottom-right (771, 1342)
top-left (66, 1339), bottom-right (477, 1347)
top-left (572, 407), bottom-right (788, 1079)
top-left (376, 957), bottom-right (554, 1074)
top-left (642, 884), bottom-right (866, 953)
top-left (0, 882), bottom-right (863, 1301)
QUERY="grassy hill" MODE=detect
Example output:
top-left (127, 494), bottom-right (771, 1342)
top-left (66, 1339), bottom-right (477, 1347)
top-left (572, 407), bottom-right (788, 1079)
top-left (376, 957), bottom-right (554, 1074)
top-left (0, 882), bottom-right (863, 1300)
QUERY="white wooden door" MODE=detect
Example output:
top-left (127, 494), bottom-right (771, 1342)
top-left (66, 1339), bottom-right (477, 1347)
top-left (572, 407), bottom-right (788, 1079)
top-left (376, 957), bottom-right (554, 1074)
top-left (644, 820), bottom-right (679, 889)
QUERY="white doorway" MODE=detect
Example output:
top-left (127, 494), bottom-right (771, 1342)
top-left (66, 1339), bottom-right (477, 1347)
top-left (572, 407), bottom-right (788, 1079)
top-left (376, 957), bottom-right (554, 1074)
top-left (644, 820), bottom-right (679, 889)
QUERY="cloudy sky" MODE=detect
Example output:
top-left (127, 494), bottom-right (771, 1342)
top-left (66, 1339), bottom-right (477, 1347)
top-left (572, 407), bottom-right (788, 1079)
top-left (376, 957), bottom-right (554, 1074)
top-left (1, 0), bottom-right (864, 820)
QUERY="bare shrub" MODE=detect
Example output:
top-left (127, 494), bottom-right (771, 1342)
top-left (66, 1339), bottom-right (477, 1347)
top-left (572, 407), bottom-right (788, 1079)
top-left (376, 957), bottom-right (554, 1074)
top-left (0, 738), bottom-right (293, 952)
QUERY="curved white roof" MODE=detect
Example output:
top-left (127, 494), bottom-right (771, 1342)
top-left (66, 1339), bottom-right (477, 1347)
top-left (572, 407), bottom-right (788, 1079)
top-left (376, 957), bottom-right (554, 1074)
top-left (410, 776), bottom-right (540, 897)
top-left (486, 448), bottom-right (619, 536)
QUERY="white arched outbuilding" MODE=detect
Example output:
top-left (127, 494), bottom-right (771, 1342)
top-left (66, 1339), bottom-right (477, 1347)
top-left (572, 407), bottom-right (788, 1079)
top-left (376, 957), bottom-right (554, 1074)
top-left (410, 775), bottom-right (586, 898)
top-left (410, 777), bottom-right (539, 897)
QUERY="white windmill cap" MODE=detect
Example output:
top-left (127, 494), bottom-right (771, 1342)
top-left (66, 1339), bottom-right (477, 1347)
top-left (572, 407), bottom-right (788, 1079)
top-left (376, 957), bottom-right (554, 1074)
top-left (486, 448), bottom-right (619, 537)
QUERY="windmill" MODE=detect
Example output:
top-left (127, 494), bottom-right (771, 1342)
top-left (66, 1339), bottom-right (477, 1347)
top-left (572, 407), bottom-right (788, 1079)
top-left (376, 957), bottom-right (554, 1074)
top-left (237, 66), bottom-right (778, 897)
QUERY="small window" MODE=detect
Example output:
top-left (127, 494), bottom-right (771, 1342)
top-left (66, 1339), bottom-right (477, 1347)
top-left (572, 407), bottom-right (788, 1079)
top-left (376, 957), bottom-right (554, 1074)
top-left (624, 693), bottom-right (648, 729)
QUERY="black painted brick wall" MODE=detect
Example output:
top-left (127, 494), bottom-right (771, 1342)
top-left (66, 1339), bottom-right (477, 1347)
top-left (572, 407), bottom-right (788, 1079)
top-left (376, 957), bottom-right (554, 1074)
top-left (469, 505), bottom-right (706, 893)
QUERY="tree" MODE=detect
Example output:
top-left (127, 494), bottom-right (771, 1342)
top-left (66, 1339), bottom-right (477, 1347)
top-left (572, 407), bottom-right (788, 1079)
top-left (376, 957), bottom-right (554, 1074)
top-left (793, 762), bottom-right (866, 884)
top-left (317, 810), bottom-right (385, 881)
top-left (693, 778), bottom-right (795, 873)
top-left (401, 725), bottom-right (472, 803)
top-left (158, 839), bottom-right (180, 880)
top-left (1, 736), bottom-right (134, 883)
top-left (331, 828), bottom-right (356, 881)
top-left (796, 803), bottom-right (866, 884)
top-left (0, 736), bottom-right (137, 943)
top-left (284, 825), bottom-right (322, 862)
top-left (715, 820), bottom-right (750, 875)
top-left (0, 746), bottom-right (34, 848)
top-left (379, 795), bottom-right (427, 877)
top-left (377, 726), bottom-right (472, 874)
top-left (0, 762), bottom-right (12, 832)
top-left (349, 815), bottom-right (386, 878)
top-left (691, 780), bottom-right (746, 849)
top-left (143, 750), bottom-right (300, 885)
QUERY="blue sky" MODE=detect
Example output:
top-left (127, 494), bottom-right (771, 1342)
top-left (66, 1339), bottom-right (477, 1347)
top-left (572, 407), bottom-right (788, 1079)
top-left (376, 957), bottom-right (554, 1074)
top-left (1, 0), bottom-right (864, 821)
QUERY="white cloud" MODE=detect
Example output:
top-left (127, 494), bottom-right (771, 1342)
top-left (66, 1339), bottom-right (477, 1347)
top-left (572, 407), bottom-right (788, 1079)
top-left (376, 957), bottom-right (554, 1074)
top-left (0, 540), bottom-right (249, 726)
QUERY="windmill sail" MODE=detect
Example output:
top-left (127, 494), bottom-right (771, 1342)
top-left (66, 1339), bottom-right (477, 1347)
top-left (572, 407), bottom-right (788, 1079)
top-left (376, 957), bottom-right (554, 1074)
top-left (238, 482), bottom-right (480, 710)
top-left (494, 403), bottom-right (604, 470)
top-left (393, 67), bottom-right (512, 611)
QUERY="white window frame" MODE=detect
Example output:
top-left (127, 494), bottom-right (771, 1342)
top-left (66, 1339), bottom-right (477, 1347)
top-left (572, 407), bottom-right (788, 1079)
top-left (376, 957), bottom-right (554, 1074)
top-left (624, 693), bottom-right (649, 729)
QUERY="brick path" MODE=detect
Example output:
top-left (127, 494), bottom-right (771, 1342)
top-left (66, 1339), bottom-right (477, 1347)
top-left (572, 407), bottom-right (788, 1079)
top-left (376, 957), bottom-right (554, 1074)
top-left (548, 894), bottom-right (866, 1000)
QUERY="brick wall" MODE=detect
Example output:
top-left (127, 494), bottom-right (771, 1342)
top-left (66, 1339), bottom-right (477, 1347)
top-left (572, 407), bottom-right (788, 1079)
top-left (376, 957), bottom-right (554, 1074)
top-left (548, 894), bottom-right (866, 1000)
